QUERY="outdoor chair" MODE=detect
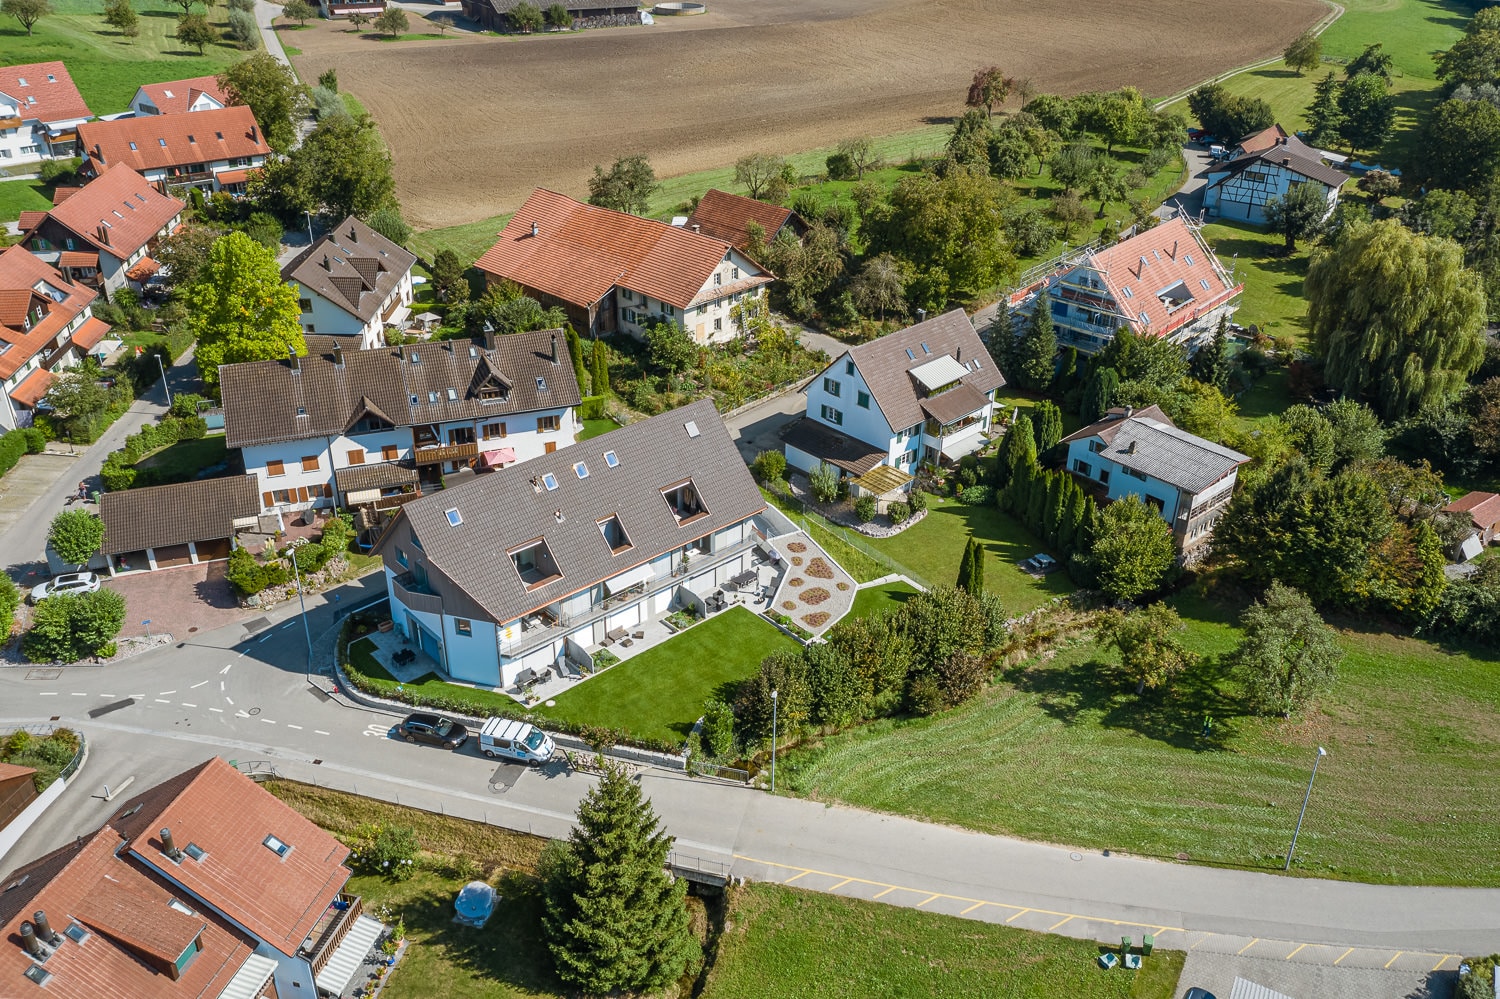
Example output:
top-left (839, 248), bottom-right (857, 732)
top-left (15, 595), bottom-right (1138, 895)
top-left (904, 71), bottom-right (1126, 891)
top-left (1098, 953), bottom-right (1119, 970)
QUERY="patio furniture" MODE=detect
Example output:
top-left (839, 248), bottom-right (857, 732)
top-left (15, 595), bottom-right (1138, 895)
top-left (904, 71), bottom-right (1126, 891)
top-left (632, 630), bottom-right (644, 639)
top-left (620, 638), bottom-right (634, 648)
top-left (515, 667), bottom-right (536, 686)
top-left (606, 626), bottom-right (628, 642)
top-left (1098, 953), bottom-right (1119, 970)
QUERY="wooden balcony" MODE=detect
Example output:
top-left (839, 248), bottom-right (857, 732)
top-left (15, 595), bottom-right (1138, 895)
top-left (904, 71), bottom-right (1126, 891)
top-left (411, 442), bottom-right (477, 465)
top-left (304, 893), bottom-right (363, 979)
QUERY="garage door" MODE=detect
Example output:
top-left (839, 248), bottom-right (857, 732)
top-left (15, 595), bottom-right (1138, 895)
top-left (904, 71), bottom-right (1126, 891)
top-left (195, 537), bottom-right (231, 562)
top-left (153, 544), bottom-right (193, 568)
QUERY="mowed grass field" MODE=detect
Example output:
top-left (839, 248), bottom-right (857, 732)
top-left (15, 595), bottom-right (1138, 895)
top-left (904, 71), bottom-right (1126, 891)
top-left (785, 589), bottom-right (1500, 887)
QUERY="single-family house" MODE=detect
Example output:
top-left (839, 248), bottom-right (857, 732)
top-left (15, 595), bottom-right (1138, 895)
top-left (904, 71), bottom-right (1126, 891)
top-left (1061, 404), bottom-right (1249, 556)
top-left (76, 105), bottom-right (270, 196)
top-left (375, 399), bottom-right (771, 688)
top-left (1010, 216), bottom-right (1242, 354)
top-left (282, 216), bottom-right (417, 349)
top-left (0, 245), bottom-right (110, 432)
top-left (99, 475), bottom-right (261, 575)
top-left (1443, 491), bottom-right (1500, 560)
top-left (459, 0), bottom-right (638, 31)
top-left (20, 164), bottom-right (184, 298)
top-left (127, 77), bottom-right (230, 117)
top-left (783, 309), bottom-right (1002, 496)
top-left (685, 189), bottom-right (804, 255)
top-left (0, 756), bottom-right (384, 999)
top-left (1204, 126), bottom-right (1346, 224)
top-left (474, 188), bottom-right (774, 343)
top-left (221, 330), bottom-right (582, 520)
top-left (0, 62), bottom-right (91, 166)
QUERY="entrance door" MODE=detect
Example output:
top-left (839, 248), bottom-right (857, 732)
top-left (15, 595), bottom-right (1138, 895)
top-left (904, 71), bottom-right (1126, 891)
top-left (418, 625), bottom-right (442, 663)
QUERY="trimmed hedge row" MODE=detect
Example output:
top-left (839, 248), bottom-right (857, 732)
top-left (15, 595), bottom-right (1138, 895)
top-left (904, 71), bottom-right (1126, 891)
top-left (99, 416), bottom-right (208, 491)
top-left (0, 427), bottom-right (47, 479)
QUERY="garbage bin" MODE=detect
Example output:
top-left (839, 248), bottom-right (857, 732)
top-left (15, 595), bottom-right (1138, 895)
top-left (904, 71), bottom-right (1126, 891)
top-left (1121, 936), bottom-right (1132, 956)
top-left (1142, 934), bottom-right (1154, 956)
top-left (91, 491), bottom-right (101, 504)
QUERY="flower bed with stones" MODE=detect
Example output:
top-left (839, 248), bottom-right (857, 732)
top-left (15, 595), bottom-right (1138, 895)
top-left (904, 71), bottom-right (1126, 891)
top-left (806, 557), bottom-right (835, 580)
top-left (802, 612), bottom-right (830, 628)
top-left (800, 587), bottom-right (830, 606)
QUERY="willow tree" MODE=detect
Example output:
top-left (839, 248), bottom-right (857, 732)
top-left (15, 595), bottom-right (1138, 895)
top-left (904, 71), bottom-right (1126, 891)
top-left (1305, 219), bottom-right (1486, 420)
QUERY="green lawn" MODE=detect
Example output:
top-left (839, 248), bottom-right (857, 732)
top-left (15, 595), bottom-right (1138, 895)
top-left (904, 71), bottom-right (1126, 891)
top-left (786, 590), bottom-right (1500, 886)
top-left (0, 0), bottom-right (245, 114)
top-left (0, 177), bottom-right (54, 221)
top-left (1199, 221), bottom-right (1309, 344)
top-left (576, 418), bottom-right (618, 442)
top-left (133, 434), bottom-right (229, 485)
top-left (866, 492), bottom-right (1075, 614)
top-left (529, 607), bottom-right (798, 745)
top-left (848, 580), bottom-right (919, 620)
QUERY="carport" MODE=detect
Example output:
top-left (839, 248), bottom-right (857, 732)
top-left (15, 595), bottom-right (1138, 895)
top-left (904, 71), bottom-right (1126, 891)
top-left (100, 475), bottom-right (261, 574)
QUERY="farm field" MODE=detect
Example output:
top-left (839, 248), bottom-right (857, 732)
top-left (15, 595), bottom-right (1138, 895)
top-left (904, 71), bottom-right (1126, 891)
top-left (286, 0), bottom-right (1325, 230)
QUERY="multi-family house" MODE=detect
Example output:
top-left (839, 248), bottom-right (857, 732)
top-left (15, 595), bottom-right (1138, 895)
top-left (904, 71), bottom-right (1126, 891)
top-left (375, 399), bottom-right (770, 688)
top-left (475, 188), bottom-right (774, 344)
top-left (1204, 125), bottom-right (1346, 224)
top-left (0, 756), bottom-right (385, 999)
top-left (783, 309), bottom-right (1002, 498)
top-left (684, 188), bottom-right (805, 255)
top-left (0, 245), bottom-right (110, 431)
top-left (75, 105), bottom-right (270, 196)
top-left (1009, 216), bottom-right (1242, 354)
top-left (0, 62), bottom-right (91, 166)
top-left (1061, 405), bottom-right (1249, 557)
top-left (127, 76), bottom-right (230, 117)
top-left (282, 216), bottom-right (417, 349)
top-left (19, 164), bottom-right (184, 298)
top-left (221, 330), bottom-right (582, 519)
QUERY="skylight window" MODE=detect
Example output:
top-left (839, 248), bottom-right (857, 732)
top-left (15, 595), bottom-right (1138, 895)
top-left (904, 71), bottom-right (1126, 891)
top-left (167, 898), bottom-right (195, 916)
top-left (163, 89), bottom-right (175, 98)
top-left (603, 450), bottom-right (619, 468)
top-left (446, 387), bottom-right (457, 401)
top-left (263, 834), bottom-right (291, 858)
top-left (409, 394), bottom-right (419, 405)
top-left (158, 138), bottom-right (167, 146)
top-left (536, 376), bottom-right (547, 391)
top-left (1184, 253), bottom-right (1195, 265)
top-left (1138, 311), bottom-right (1150, 323)
top-left (920, 342), bottom-right (930, 354)
top-left (685, 420), bottom-right (700, 438)
top-left (187, 134), bottom-right (195, 143)
top-left (428, 391), bottom-right (437, 403)
top-left (23, 965), bottom-right (49, 986)
top-left (905, 348), bottom-right (915, 360)
top-left (468, 345), bottom-right (477, 357)
top-left (184, 843), bottom-right (206, 861)
top-left (296, 406), bottom-right (307, 417)
top-left (129, 141), bottom-right (137, 150)
top-left (46, 74), bottom-right (55, 82)
top-left (445, 508), bottom-right (462, 527)
top-left (1121, 286), bottom-right (1133, 298)
top-left (574, 461), bottom-right (589, 479)
top-left (1200, 279), bottom-right (1211, 290)
top-left (215, 131), bottom-right (223, 139)
top-left (542, 472), bottom-right (558, 491)
top-left (64, 923), bottom-right (88, 945)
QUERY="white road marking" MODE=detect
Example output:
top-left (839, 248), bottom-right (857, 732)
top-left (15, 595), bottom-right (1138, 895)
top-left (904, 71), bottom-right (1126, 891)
top-left (237, 650), bottom-right (246, 658)
top-left (314, 730), bottom-right (330, 736)
top-left (155, 698), bottom-right (172, 703)
top-left (39, 692), bottom-right (57, 696)
top-left (286, 724), bottom-right (303, 730)
top-left (224, 697), bottom-right (233, 705)
top-left (235, 710), bottom-right (250, 718)
top-left (181, 703), bottom-right (196, 708)
top-left (281, 621), bottom-right (295, 630)
top-left (219, 664), bottom-right (232, 674)
top-left (209, 708), bottom-right (224, 713)
top-left (100, 693), bottom-right (116, 698)
top-left (257, 633), bottom-right (274, 643)
top-left (190, 680), bottom-right (209, 689)
top-left (260, 718), bottom-right (276, 725)
top-left (220, 681), bottom-right (225, 692)
top-left (129, 694), bottom-right (144, 699)
top-left (70, 692), bottom-right (86, 696)
top-left (158, 690), bottom-right (176, 695)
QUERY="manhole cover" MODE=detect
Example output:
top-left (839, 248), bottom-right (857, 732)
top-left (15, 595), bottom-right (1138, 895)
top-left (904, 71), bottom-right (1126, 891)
top-left (188, 627), bottom-right (198, 633)
top-left (248, 706), bottom-right (261, 716)
top-left (1070, 853), bottom-right (1083, 862)
top-left (26, 668), bottom-right (63, 680)
top-left (244, 617), bottom-right (271, 634)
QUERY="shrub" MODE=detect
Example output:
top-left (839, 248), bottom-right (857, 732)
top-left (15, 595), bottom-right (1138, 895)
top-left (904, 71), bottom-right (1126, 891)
top-left (906, 672), bottom-right (946, 716)
top-left (24, 590), bottom-right (125, 663)
top-left (169, 392), bottom-right (206, 418)
top-left (226, 547), bottom-right (268, 596)
top-left (350, 823), bottom-right (419, 881)
top-left (311, 85), bottom-right (344, 120)
top-left (853, 495), bottom-right (876, 522)
top-left (578, 394), bottom-right (607, 420)
top-left (826, 151), bottom-right (857, 180)
top-left (1458, 955), bottom-right (1499, 999)
top-left (39, 157), bottom-right (81, 184)
top-left (751, 449), bottom-right (786, 483)
top-left (959, 484), bottom-right (993, 506)
top-left (48, 510), bottom-right (105, 566)
top-left (809, 461), bottom-right (842, 503)
top-left (226, 8), bottom-right (259, 48)
top-left (0, 579), bottom-right (19, 639)
top-left (699, 699), bottom-right (736, 758)
top-left (888, 500), bottom-right (911, 523)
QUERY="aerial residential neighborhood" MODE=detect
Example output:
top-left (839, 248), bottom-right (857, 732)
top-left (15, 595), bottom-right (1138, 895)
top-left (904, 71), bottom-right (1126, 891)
top-left (0, 0), bottom-right (1497, 998)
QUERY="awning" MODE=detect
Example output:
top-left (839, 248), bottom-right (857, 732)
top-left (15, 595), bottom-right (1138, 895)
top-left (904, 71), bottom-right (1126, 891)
top-left (939, 433), bottom-right (986, 462)
top-left (314, 914), bottom-right (385, 996)
top-left (215, 169), bottom-right (250, 186)
top-left (69, 316), bottom-right (113, 352)
top-left (603, 563), bottom-right (653, 595)
top-left (384, 304), bottom-right (411, 327)
top-left (345, 488), bottom-right (383, 504)
top-left (217, 953), bottom-right (278, 999)
top-left (58, 250), bottom-right (99, 269)
top-left (480, 447), bottom-right (516, 467)
top-left (853, 463), bottom-right (913, 496)
top-left (9, 368), bottom-right (55, 408)
top-left (125, 256), bottom-right (161, 281)
top-left (909, 354), bottom-right (969, 391)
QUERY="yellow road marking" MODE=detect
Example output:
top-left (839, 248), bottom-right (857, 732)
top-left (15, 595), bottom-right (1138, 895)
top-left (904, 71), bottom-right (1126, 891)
top-left (872, 886), bottom-right (897, 899)
top-left (1384, 951), bottom-right (1403, 969)
top-left (783, 870), bottom-right (809, 884)
top-left (916, 894), bottom-right (940, 907)
top-left (1285, 943), bottom-right (1307, 960)
top-left (1191, 937), bottom-right (1206, 951)
top-left (828, 878), bottom-right (852, 891)
top-left (960, 902), bottom-right (986, 916)
top-left (1432, 955), bottom-right (1454, 972)
top-left (1005, 909), bottom-right (1031, 923)
top-left (1237, 938), bottom-right (1260, 955)
top-left (1333, 948), bottom-right (1354, 965)
top-left (1048, 915), bottom-right (1073, 932)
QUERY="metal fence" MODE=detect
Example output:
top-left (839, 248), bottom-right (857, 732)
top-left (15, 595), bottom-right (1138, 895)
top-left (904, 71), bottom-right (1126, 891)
top-left (769, 492), bottom-right (933, 590)
top-left (689, 759), bottom-right (751, 783)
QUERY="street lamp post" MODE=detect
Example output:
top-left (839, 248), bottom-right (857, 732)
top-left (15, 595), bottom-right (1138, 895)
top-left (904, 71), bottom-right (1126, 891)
top-left (1284, 746), bottom-right (1327, 871)
top-left (288, 545), bottom-right (316, 682)
top-left (770, 689), bottom-right (778, 795)
top-left (155, 353), bottom-right (171, 408)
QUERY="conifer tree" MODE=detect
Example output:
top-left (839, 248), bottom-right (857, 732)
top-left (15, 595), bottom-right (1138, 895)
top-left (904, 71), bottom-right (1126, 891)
top-left (590, 338), bottom-right (610, 396)
top-left (1190, 316), bottom-right (1233, 391)
top-left (1026, 467), bottom-right (1049, 532)
top-left (1060, 478), bottom-right (1088, 553)
top-left (1080, 365), bottom-right (1120, 423)
top-left (1016, 293), bottom-right (1059, 391)
top-left (956, 538), bottom-right (975, 592)
top-left (564, 326), bottom-right (588, 396)
top-left (993, 414), bottom-right (1036, 488)
top-left (969, 538), bottom-right (985, 594)
top-left (1032, 400), bottom-right (1064, 453)
top-left (542, 761), bottom-right (700, 994)
top-left (1044, 471), bottom-right (1067, 544)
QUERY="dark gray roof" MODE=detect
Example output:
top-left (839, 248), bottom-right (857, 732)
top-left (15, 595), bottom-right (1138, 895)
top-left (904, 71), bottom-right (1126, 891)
top-left (1062, 407), bottom-right (1249, 494)
top-left (221, 330), bottom-right (581, 449)
top-left (281, 216), bottom-right (417, 325)
top-left (1211, 136), bottom-right (1348, 190)
top-left (376, 399), bottom-right (764, 625)
top-left (841, 309), bottom-right (1004, 433)
top-left (919, 382), bottom-right (989, 425)
top-left (780, 416), bottom-right (887, 476)
top-left (100, 474), bottom-right (259, 554)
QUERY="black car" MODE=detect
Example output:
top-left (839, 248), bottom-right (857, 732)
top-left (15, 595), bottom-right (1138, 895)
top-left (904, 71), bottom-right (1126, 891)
top-left (1184, 989), bottom-right (1217, 999)
top-left (397, 713), bottom-right (468, 750)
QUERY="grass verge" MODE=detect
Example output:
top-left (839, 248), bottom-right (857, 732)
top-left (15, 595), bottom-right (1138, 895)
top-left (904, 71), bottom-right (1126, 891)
top-left (848, 580), bottom-right (919, 619)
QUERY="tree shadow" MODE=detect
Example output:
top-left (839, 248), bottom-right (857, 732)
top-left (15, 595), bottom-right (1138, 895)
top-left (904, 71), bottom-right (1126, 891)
top-left (921, 114), bottom-right (958, 127)
top-left (390, 875), bottom-right (560, 994)
top-left (1402, 970), bottom-right (1458, 999)
top-left (141, 9), bottom-right (182, 16)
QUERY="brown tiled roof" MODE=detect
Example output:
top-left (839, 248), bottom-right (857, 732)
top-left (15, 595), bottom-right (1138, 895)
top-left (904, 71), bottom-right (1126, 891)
top-left (57, 250), bottom-right (100, 268)
top-left (1210, 134), bottom-right (1348, 190)
top-left (8, 367), bottom-right (55, 408)
top-left (0, 245), bottom-right (97, 379)
top-left (16, 209), bottom-right (47, 231)
top-left (0, 61), bottom-right (91, 124)
top-left (0, 760), bottom-right (36, 782)
top-left (842, 308), bottom-right (1003, 433)
top-left (919, 381), bottom-right (990, 425)
top-left (780, 415), bottom-right (887, 476)
top-left (221, 330), bottom-right (581, 449)
top-left (70, 315), bottom-right (113, 352)
top-left (0, 829), bottom-right (255, 999)
top-left (1083, 217), bottom-right (1241, 340)
top-left (1444, 491), bottom-right (1500, 531)
top-left (375, 400), bottom-right (765, 626)
top-left (38, 164), bottom-right (184, 260)
top-left (125, 256), bottom-right (161, 281)
top-left (108, 757), bottom-right (351, 959)
top-left (100, 474), bottom-right (260, 555)
top-left (136, 76), bottom-right (229, 114)
top-left (77, 105), bottom-right (269, 174)
top-left (1237, 123), bottom-right (1289, 155)
top-left (685, 188), bottom-right (798, 255)
top-left (475, 188), bottom-right (768, 311)
top-left (283, 216), bottom-right (416, 324)
top-left (334, 461), bottom-right (419, 493)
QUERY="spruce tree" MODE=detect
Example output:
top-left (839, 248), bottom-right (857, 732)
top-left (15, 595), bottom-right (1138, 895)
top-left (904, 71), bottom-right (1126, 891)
top-left (1190, 316), bottom-right (1233, 391)
top-left (994, 414), bottom-right (1036, 488)
top-left (1080, 365), bottom-right (1120, 422)
top-left (987, 305), bottom-right (1019, 380)
top-left (956, 538), bottom-right (975, 592)
top-left (1005, 462), bottom-right (1031, 516)
top-left (542, 761), bottom-right (700, 994)
top-left (1017, 293), bottom-right (1059, 391)
top-left (590, 338), bottom-right (610, 397)
top-left (1060, 478), bottom-right (1088, 554)
top-left (1055, 345), bottom-right (1079, 392)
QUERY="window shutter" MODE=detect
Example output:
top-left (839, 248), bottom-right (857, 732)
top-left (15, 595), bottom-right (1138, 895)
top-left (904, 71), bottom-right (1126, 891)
top-left (298, 486), bottom-right (309, 503)
top-left (262, 491), bottom-right (273, 507)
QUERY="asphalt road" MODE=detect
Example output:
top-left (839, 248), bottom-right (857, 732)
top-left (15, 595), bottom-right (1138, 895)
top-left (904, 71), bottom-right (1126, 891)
top-left (2, 575), bottom-right (1498, 971)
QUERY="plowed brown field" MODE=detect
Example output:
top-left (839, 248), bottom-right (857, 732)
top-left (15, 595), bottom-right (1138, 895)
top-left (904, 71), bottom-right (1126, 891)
top-left (288, 0), bottom-right (1325, 230)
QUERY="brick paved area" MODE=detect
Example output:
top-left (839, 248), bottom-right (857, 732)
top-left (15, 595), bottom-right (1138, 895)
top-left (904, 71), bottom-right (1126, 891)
top-left (105, 561), bottom-right (245, 640)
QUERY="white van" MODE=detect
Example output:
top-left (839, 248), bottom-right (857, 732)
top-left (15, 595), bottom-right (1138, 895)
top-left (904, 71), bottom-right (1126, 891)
top-left (478, 718), bottom-right (555, 765)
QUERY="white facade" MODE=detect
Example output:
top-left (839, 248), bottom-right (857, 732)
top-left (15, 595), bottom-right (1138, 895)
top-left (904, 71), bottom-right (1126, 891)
top-left (0, 304), bottom-right (95, 432)
top-left (128, 88), bottom-right (224, 117)
top-left (0, 94), bottom-right (87, 166)
top-left (1204, 163), bottom-right (1340, 225)
top-left (292, 268), bottom-right (414, 350)
top-left (617, 248), bottom-right (767, 345)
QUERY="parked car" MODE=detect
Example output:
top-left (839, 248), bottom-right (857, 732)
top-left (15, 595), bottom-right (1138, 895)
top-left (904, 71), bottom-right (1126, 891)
top-left (478, 718), bottom-right (555, 764)
top-left (397, 713), bottom-right (468, 750)
top-left (1018, 553), bottom-right (1059, 575)
top-left (30, 572), bottom-right (102, 603)
top-left (1184, 989), bottom-right (1217, 999)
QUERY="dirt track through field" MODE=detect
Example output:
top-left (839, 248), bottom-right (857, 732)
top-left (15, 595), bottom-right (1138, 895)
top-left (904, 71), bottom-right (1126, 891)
top-left (289, 0), bottom-right (1326, 230)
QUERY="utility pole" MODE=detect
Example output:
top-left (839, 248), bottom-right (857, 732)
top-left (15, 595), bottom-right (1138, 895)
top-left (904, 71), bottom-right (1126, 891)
top-left (1284, 746), bottom-right (1328, 871)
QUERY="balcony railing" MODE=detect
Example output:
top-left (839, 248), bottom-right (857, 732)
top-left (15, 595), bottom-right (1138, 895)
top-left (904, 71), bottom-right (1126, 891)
top-left (304, 893), bottom-right (363, 979)
top-left (411, 442), bottom-right (477, 465)
top-left (391, 572), bottom-right (443, 615)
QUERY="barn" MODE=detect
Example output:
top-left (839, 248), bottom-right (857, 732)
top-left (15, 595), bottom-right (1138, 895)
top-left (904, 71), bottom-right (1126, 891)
top-left (460, 0), bottom-right (642, 32)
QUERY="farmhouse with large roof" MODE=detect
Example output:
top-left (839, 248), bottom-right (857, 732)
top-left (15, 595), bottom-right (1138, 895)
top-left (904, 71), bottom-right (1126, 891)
top-left (1203, 125), bottom-right (1347, 224)
top-left (685, 188), bottom-right (805, 255)
top-left (76, 105), bottom-right (270, 196)
top-left (475, 189), bottom-right (773, 344)
top-left (0, 62), bottom-right (91, 165)
top-left (374, 399), bottom-right (771, 688)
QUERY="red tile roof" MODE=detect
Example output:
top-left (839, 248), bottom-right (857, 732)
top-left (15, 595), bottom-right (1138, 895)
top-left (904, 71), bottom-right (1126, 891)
top-left (1237, 123), bottom-right (1289, 155)
top-left (475, 188), bottom-right (765, 311)
top-left (1085, 217), bottom-right (1242, 340)
top-left (0, 760), bottom-right (36, 781)
top-left (77, 105), bottom-right (269, 175)
top-left (685, 188), bottom-right (797, 255)
top-left (0, 829), bottom-right (255, 999)
top-left (40, 164), bottom-right (184, 261)
top-left (0, 245), bottom-right (98, 380)
top-left (16, 210), bottom-right (47, 232)
top-left (57, 250), bottom-right (100, 268)
top-left (108, 757), bottom-right (351, 958)
top-left (1444, 491), bottom-right (1500, 531)
top-left (8, 367), bottom-right (55, 407)
top-left (136, 76), bottom-right (229, 115)
top-left (0, 61), bottom-right (91, 124)
top-left (70, 315), bottom-right (113, 352)
top-left (125, 256), bottom-right (160, 281)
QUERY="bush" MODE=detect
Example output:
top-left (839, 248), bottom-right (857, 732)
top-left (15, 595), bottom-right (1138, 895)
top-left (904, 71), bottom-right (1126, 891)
top-left (578, 394), bottom-right (608, 420)
top-left (169, 393), bottom-right (206, 419)
top-left (48, 510), bottom-right (105, 566)
top-left (0, 427), bottom-right (43, 478)
top-left (699, 699), bottom-right (735, 758)
top-left (320, 514), bottom-right (353, 557)
top-left (0, 579), bottom-right (19, 639)
top-left (959, 484), bottom-right (993, 506)
top-left (752, 449), bottom-right (787, 483)
top-left (24, 590), bottom-right (126, 663)
top-left (38, 157), bottom-right (81, 184)
top-left (311, 85), bottom-right (344, 121)
top-left (908, 490), bottom-right (928, 514)
top-left (226, 7), bottom-right (260, 48)
top-left (809, 461), bottom-right (842, 503)
top-left (887, 500), bottom-right (911, 523)
top-left (226, 547), bottom-right (270, 596)
top-left (349, 823), bottom-right (419, 881)
top-left (826, 151), bottom-right (857, 181)
top-left (1458, 955), bottom-right (1499, 999)
top-left (853, 495), bottom-right (876, 522)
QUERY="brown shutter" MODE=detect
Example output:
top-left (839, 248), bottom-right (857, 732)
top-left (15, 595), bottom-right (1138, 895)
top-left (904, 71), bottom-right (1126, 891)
top-left (262, 491), bottom-right (273, 507)
top-left (298, 486), bottom-right (309, 502)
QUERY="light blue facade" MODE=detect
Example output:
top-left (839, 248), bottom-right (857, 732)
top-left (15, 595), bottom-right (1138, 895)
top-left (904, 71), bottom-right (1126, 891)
top-left (1065, 437), bottom-right (1184, 520)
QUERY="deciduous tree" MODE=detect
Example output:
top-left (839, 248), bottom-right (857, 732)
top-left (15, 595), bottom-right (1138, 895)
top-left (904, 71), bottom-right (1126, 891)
top-left (836, 135), bottom-right (876, 179)
top-left (1415, 98), bottom-right (1500, 192)
top-left (1087, 494), bottom-right (1176, 602)
top-left (848, 252), bottom-right (906, 320)
top-left (1048, 141), bottom-right (1099, 195)
top-left (346, 9), bottom-right (369, 30)
top-left (103, 0), bottom-right (138, 38)
top-left (1049, 191), bottom-right (1089, 240)
top-left (48, 510), bottom-right (104, 566)
top-left (1337, 71), bottom-right (1396, 155)
top-left (734, 152), bottom-right (793, 202)
top-left (1284, 28), bottom-right (1323, 74)
top-left (508, 1), bottom-right (542, 32)
top-left (1265, 181), bottom-right (1328, 253)
top-left (281, 0), bottom-right (314, 24)
top-left (374, 5), bottom-right (408, 36)
top-left (1345, 42), bottom-right (1394, 81)
top-left (187, 231), bottom-right (306, 393)
top-left (3, 0), bottom-right (50, 34)
top-left (966, 66), bottom-right (1011, 118)
top-left (175, 12), bottom-right (220, 54)
top-left (588, 154), bottom-right (658, 215)
top-left (219, 54), bottom-right (309, 153)
top-left (1097, 602), bottom-right (1197, 694)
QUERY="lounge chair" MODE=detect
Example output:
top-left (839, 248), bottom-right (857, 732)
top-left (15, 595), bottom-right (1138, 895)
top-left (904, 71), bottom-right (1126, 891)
top-left (1098, 953), bottom-right (1119, 970)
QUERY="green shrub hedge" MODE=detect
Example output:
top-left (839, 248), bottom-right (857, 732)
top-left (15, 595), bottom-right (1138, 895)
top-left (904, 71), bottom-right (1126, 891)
top-left (100, 416), bottom-right (210, 490)
top-left (0, 426), bottom-right (46, 478)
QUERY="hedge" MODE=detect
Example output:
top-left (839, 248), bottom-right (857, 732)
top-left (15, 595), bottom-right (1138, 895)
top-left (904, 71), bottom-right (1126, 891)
top-left (0, 427), bottom-right (46, 479)
top-left (100, 416), bottom-right (209, 491)
top-left (579, 393), bottom-right (608, 420)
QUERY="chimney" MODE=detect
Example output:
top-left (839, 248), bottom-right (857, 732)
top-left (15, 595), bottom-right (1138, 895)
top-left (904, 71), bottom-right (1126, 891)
top-left (1124, 406), bottom-right (1134, 418)
top-left (691, 223), bottom-right (700, 233)
top-left (19, 922), bottom-right (45, 960)
top-left (331, 342), bottom-right (344, 367)
top-left (348, 225), bottom-right (357, 241)
top-left (288, 347), bottom-right (300, 374)
top-left (916, 308), bottom-right (927, 322)
top-left (160, 827), bottom-right (183, 860)
top-left (33, 912), bottom-right (60, 947)
top-left (550, 333), bottom-right (558, 364)
top-left (250, 124), bottom-right (258, 143)
top-left (956, 345), bottom-right (962, 362)
top-left (96, 225), bottom-right (109, 246)
top-left (1127, 440), bottom-right (1137, 455)
top-left (530, 222), bottom-right (538, 237)
top-left (321, 254), bottom-right (331, 271)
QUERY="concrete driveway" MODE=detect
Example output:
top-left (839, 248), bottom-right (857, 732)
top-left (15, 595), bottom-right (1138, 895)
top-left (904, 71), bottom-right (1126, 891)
top-left (1157, 143), bottom-right (1216, 221)
top-left (1178, 949), bottom-right (1453, 999)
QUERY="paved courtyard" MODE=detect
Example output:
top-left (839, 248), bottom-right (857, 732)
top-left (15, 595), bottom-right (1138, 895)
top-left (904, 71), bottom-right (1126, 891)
top-left (105, 561), bottom-right (244, 640)
top-left (1178, 949), bottom-right (1453, 999)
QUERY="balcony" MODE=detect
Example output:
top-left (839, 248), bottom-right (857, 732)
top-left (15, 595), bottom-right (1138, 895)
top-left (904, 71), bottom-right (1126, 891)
top-left (411, 441), bottom-right (478, 465)
top-left (303, 893), bottom-right (363, 979)
top-left (391, 572), bottom-right (443, 615)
